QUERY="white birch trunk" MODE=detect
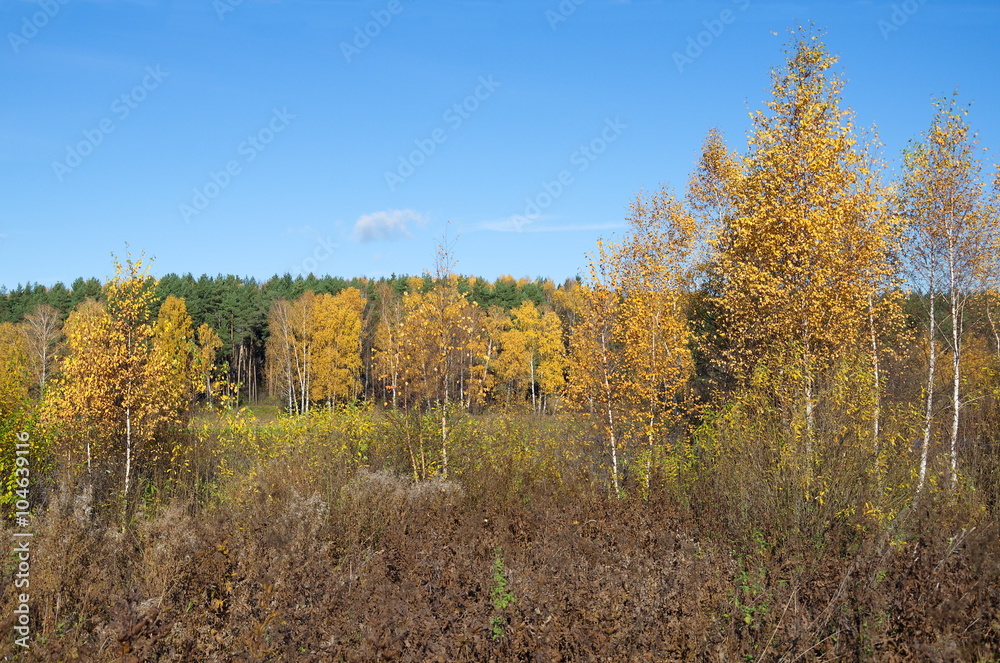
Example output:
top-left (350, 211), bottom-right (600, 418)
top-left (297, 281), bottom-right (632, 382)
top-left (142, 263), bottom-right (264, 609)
top-left (124, 404), bottom-right (132, 503)
top-left (918, 289), bottom-right (936, 493)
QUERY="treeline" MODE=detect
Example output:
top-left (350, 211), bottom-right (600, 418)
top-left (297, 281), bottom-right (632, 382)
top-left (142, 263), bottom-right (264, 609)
top-left (0, 271), bottom-right (562, 405)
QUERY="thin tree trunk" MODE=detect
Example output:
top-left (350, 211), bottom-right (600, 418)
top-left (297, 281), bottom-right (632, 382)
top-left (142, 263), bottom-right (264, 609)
top-left (646, 413), bottom-right (655, 495)
top-left (600, 329), bottom-right (620, 496)
top-left (987, 294), bottom-right (1000, 358)
top-left (124, 404), bottom-right (132, 504)
top-left (405, 408), bottom-right (419, 482)
top-left (441, 382), bottom-right (449, 478)
top-left (392, 365), bottom-right (398, 408)
top-left (868, 295), bottom-right (881, 456)
top-left (919, 290), bottom-right (936, 493)
top-left (530, 355), bottom-right (537, 412)
top-left (804, 378), bottom-right (814, 450)
top-left (419, 408), bottom-right (426, 480)
top-left (40, 345), bottom-right (47, 391)
top-left (949, 267), bottom-right (961, 490)
top-left (236, 342), bottom-right (242, 406)
top-left (607, 402), bottom-right (619, 496)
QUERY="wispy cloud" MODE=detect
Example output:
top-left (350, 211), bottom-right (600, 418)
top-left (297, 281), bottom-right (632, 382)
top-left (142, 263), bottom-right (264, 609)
top-left (352, 209), bottom-right (426, 242)
top-left (479, 215), bottom-right (624, 233)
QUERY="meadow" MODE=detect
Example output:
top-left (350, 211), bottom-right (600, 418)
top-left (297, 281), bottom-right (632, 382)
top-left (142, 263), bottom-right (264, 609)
top-left (1, 404), bottom-right (998, 661)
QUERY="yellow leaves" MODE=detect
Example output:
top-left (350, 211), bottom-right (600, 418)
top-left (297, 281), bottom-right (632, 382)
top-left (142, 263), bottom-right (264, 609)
top-left (43, 300), bottom-right (120, 443)
top-left (42, 255), bottom-right (200, 495)
top-left (688, 127), bottom-right (741, 236)
top-left (714, 33), bottom-right (892, 383)
top-left (491, 301), bottom-right (566, 408)
top-left (195, 323), bottom-right (223, 398)
top-left (265, 288), bottom-right (367, 410)
top-left (568, 185), bottom-right (696, 456)
top-left (863, 501), bottom-right (897, 531)
top-left (148, 295), bottom-right (197, 424)
top-left (0, 322), bottom-right (30, 418)
top-left (376, 274), bottom-right (493, 410)
top-left (903, 95), bottom-right (993, 293)
top-left (311, 288), bottom-right (365, 404)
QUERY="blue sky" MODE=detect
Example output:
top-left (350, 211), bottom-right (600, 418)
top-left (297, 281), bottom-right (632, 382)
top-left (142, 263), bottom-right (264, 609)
top-left (2, 0), bottom-right (998, 289)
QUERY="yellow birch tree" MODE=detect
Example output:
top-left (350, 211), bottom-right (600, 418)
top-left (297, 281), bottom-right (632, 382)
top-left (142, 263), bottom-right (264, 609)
top-left (616, 187), bottom-right (697, 478)
top-left (311, 288), bottom-right (365, 406)
top-left (195, 323), bottom-right (223, 403)
top-left (901, 95), bottom-right (996, 490)
top-left (567, 239), bottom-right (626, 493)
top-left (712, 28), bottom-right (894, 478)
top-left (44, 254), bottom-right (194, 506)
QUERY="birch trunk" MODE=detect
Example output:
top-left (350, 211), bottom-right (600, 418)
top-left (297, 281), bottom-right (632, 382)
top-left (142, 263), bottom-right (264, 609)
top-left (918, 289), bottom-right (936, 493)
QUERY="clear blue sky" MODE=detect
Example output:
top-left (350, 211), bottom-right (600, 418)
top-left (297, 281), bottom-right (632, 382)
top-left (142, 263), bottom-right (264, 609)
top-left (2, 0), bottom-right (998, 289)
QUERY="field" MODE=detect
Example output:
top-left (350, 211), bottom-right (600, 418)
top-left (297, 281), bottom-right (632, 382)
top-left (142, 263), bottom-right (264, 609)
top-left (2, 407), bottom-right (998, 662)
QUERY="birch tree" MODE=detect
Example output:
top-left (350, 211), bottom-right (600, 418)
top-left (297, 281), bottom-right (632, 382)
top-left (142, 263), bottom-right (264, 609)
top-left (616, 187), bottom-right (697, 475)
top-left (44, 255), bottom-right (193, 506)
top-left (713, 28), bottom-right (893, 473)
top-left (901, 96), bottom-right (996, 490)
top-left (0, 323), bottom-right (29, 420)
top-left (567, 239), bottom-right (626, 493)
top-left (21, 303), bottom-right (61, 394)
top-left (311, 288), bottom-right (365, 406)
top-left (195, 323), bottom-right (223, 403)
top-left (373, 283), bottom-right (405, 408)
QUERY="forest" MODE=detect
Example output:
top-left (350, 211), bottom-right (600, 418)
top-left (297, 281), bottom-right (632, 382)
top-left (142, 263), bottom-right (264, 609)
top-left (2, 30), bottom-right (1000, 661)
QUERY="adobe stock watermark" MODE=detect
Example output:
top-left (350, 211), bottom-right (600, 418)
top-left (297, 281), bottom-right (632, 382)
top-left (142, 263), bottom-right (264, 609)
top-left (340, 0), bottom-right (409, 63)
top-left (51, 66), bottom-right (169, 182)
top-left (290, 235), bottom-right (338, 278)
top-left (546, 0), bottom-right (585, 30)
top-left (214, 0), bottom-right (244, 21)
top-left (8, 0), bottom-right (70, 54)
top-left (672, 0), bottom-right (751, 73)
top-left (878, 0), bottom-right (930, 40)
top-left (179, 108), bottom-right (295, 224)
top-left (11, 431), bottom-right (33, 649)
top-left (384, 75), bottom-right (501, 192)
top-left (508, 117), bottom-right (627, 232)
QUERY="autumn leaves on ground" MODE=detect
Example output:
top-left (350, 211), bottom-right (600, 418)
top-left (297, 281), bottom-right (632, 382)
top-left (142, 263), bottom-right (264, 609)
top-left (3, 28), bottom-right (1000, 661)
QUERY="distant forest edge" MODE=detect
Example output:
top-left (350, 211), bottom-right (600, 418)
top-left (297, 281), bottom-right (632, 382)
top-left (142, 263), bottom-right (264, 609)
top-left (2, 267), bottom-right (995, 408)
top-left (0, 270), bottom-right (566, 405)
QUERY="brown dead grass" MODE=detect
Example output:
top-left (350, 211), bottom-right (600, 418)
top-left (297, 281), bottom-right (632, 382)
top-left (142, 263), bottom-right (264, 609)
top-left (2, 411), bottom-right (999, 662)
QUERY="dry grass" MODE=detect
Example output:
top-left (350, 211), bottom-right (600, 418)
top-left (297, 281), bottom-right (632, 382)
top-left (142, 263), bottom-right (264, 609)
top-left (2, 409), bottom-right (999, 661)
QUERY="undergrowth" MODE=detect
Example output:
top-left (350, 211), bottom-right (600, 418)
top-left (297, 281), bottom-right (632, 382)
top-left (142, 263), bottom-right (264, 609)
top-left (1, 406), bottom-right (998, 661)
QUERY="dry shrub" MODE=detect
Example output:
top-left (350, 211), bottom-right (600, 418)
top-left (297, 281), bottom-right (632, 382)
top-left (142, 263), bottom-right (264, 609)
top-left (2, 410), bottom-right (999, 661)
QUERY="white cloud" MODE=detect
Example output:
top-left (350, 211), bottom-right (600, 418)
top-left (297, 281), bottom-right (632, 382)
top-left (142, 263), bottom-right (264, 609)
top-left (478, 215), bottom-right (624, 233)
top-left (352, 209), bottom-right (426, 242)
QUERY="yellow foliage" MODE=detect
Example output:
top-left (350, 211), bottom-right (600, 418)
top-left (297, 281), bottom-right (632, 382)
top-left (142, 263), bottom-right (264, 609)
top-left (0, 323), bottom-right (30, 419)
top-left (493, 301), bottom-right (566, 411)
top-left (567, 185), bottom-right (697, 492)
top-left (311, 288), bottom-right (366, 405)
top-left (42, 254), bottom-right (197, 501)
